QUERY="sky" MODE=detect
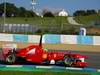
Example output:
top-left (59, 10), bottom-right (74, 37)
top-left (0, 0), bottom-right (100, 15)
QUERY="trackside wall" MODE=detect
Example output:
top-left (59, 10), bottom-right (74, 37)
top-left (0, 33), bottom-right (100, 52)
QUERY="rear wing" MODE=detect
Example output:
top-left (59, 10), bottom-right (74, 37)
top-left (2, 44), bottom-right (17, 55)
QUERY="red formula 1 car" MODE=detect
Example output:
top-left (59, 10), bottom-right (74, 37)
top-left (1, 36), bottom-right (88, 68)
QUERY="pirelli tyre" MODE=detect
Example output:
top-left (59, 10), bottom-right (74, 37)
top-left (64, 55), bottom-right (74, 66)
top-left (6, 54), bottom-right (16, 64)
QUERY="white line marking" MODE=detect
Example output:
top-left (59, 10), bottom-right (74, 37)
top-left (36, 66), bottom-right (53, 69)
top-left (6, 65), bottom-right (23, 67)
top-left (97, 69), bottom-right (100, 72)
top-left (66, 67), bottom-right (83, 70)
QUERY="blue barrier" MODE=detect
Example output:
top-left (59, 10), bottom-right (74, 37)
top-left (43, 34), bottom-right (61, 44)
top-left (13, 34), bottom-right (28, 42)
top-left (1, 33), bottom-right (94, 45)
top-left (77, 36), bottom-right (93, 45)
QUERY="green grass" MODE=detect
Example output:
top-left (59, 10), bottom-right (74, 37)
top-left (0, 16), bottom-right (79, 34)
top-left (0, 17), bottom-right (71, 31)
top-left (1, 15), bottom-right (99, 27)
top-left (74, 14), bottom-right (100, 25)
top-left (0, 17), bottom-right (68, 25)
top-left (0, 71), bottom-right (90, 75)
top-left (0, 15), bottom-right (100, 35)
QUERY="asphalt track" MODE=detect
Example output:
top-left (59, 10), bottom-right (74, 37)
top-left (0, 49), bottom-right (100, 69)
top-left (74, 51), bottom-right (100, 69)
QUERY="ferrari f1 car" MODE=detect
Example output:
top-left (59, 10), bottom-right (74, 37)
top-left (1, 36), bottom-right (88, 68)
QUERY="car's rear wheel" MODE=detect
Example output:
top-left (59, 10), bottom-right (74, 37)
top-left (6, 54), bottom-right (16, 64)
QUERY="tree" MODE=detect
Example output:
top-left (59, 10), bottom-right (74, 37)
top-left (0, 3), bottom-right (4, 15)
top-left (0, 11), bottom-right (2, 16)
top-left (25, 10), bottom-right (37, 17)
top-left (18, 7), bottom-right (26, 17)
top-left (73, 10), bottom-right (86, 16)
top-left (73, 9), bottom-right (97, 16)
top-left (43, 11), bottom-right (54, 17)
top-left (86, 10), bottom-right (97, 15)
top-left (0, 2), bottom-right (19, 17)
top-left (0, 2), bottom-right (37, 17)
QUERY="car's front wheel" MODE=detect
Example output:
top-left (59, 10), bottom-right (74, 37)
top-left (64, 55), bottom-right (74, 66)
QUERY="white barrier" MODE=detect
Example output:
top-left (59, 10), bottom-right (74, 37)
top-left (93, 36), bottom-right (100, 45)
top-left (42, 35), bottom-right (45, 44)
top-left (28, 35), bottom-right (40, 43)
top-left (0, 33), bottom-right (13, 42)
top-left (61, 35), bottom-right (77, 44)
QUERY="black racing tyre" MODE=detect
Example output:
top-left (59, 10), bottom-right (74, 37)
top-left (6, 54), bottom-right (16, 64)
top-left (64, 55), bottom-right (73, 66)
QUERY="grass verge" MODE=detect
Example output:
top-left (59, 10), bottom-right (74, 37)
top-left (0, 71), bottom-right (90, 75)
